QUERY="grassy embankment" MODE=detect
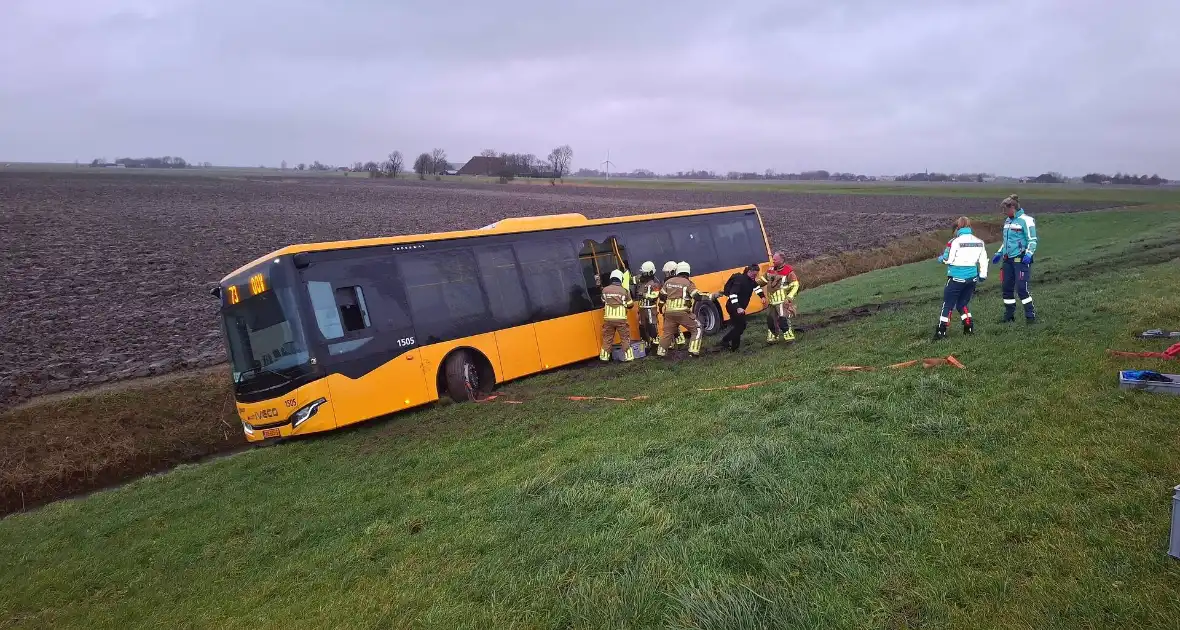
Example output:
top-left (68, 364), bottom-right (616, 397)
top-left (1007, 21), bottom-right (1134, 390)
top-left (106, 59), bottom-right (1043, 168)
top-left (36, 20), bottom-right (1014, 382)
top-left (3, 204), bottom-right (1180, 628)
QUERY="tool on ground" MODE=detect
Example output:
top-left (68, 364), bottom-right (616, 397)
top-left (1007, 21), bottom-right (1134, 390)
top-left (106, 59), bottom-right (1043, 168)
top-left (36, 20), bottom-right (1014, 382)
top-left (1170, 485), bottom-right (1180, 560)
top-left (1139, 330), bottom-right (1180, 339)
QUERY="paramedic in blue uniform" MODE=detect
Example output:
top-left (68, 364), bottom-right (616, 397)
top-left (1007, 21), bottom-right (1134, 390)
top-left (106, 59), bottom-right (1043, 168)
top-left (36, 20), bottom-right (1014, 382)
top-left (934, 217), bottom-right (989, 340)
top-left (992, 194), bottom-right (1039, 323)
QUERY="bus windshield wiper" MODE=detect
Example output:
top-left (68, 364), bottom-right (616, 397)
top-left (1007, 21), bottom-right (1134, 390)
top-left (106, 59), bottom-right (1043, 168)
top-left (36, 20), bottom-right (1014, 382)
top-left (236, 365), bottom-right (293, 385)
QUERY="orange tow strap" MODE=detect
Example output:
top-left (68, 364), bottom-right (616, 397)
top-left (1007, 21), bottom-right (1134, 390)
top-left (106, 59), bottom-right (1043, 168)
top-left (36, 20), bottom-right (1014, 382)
top-left (1107, 349), bottom-right (1178, 360)
top-left (835, 355), bottom-right (966, 372)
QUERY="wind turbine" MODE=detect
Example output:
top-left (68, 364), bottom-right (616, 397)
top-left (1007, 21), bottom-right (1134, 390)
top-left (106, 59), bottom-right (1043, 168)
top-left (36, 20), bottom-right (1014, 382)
top-left (601, 149), bottom-right (615, 179)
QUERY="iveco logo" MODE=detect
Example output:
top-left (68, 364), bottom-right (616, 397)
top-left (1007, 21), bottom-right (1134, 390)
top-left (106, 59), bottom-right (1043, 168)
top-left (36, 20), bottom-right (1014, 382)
top-left (248, 408), bottom-right (279, 422)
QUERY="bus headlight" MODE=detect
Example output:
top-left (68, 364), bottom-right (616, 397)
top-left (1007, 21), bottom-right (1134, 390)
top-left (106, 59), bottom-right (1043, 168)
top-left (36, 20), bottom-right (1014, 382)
top-left (290, 397), bottom-right (327, 429)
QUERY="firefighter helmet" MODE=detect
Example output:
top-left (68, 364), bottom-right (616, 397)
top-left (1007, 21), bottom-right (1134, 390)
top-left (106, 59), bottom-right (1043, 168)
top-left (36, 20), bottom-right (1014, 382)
top-left (676, 261), bottom-right (691, 275)
top-left (663, 261), bottom-right (677, 275)
top-left (640, 261), bottom-right (656, 274)
top-left (609, 269), bottom-right (625, 283)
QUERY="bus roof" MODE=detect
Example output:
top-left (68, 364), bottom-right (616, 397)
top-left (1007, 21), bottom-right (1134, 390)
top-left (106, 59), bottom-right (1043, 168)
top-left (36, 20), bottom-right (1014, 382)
top-left (221, 203), bottom-right (758, 282)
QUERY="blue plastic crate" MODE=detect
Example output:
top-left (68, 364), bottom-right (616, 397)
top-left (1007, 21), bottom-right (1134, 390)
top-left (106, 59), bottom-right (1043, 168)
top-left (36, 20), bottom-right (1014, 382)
top-left (1119, 371), bottom-right (1180, 396)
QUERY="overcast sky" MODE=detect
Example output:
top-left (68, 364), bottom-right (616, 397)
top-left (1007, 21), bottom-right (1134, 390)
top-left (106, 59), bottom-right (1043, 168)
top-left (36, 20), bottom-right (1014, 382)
top-left (2, 0), bottom-right (1178, 176)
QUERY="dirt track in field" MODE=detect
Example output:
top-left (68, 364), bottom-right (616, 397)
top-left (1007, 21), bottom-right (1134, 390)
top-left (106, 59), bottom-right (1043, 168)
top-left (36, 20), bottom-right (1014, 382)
top-left (0, 172), bottom-right (1124, 408)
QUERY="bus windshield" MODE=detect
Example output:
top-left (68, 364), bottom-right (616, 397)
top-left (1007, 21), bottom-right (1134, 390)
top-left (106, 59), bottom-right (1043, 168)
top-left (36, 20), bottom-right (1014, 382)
top-left (221, 286), bottom-right (310, 383)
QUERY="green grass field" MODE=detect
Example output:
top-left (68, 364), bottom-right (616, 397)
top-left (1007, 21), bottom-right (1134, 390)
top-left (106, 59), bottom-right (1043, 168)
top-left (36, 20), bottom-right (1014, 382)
top-left (566, 177), bottom-right (1180, 205)
top-left (3, 206), bottom-right (1180, 628)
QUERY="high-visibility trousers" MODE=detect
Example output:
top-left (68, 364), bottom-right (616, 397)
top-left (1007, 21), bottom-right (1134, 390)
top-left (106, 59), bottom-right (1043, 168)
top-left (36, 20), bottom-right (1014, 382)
top-left (600, 319), bottom-right (633, 361)
top-left (766, 302), bottom-right (794, 342)
top-left (638, 307), bottom-right (659, 348)
top-left (1001, 258), bottom-right (1034, 319)
top-left (659, 311), bottom-right (701, 355)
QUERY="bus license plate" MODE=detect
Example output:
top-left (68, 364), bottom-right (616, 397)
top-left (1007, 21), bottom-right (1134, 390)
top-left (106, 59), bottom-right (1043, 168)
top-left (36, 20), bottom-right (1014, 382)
top-left (262, 428), bottom-right (281, 439)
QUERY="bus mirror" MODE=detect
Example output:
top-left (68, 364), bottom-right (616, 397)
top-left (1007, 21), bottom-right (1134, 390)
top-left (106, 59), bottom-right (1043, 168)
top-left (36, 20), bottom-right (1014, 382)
top-left (210, 286), bottom-right (221, 298)
top-left (293, 253), bottom-right (310, 269)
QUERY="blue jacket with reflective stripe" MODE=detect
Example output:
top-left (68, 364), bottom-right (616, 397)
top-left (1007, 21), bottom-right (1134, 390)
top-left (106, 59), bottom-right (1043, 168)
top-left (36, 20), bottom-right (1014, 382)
top-left (938, 227), bottom-right (989, 280)
top-left (998, 209), bottom-right (1038, 258)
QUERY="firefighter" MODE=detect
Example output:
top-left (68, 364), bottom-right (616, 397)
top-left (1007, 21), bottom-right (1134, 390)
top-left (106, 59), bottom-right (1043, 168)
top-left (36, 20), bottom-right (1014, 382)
top-left (934, 217), bottom-right (988, 340)
top-left (719, 263), bottom-right (766, 351)
top-left (661, 260), bottom-right (686, 347)
top-left (658, 261), bottom-right (714, 357)
top-left (633, 261), bottom-right (661, 353)
top-left (992, 194), bottom-right (1038, 323)
top-left (661, 260), bottom-right (678, 282)
top-left (758, 251), bottom-right (800, 342)
top-left (600, 269), bottom-right (634, 362)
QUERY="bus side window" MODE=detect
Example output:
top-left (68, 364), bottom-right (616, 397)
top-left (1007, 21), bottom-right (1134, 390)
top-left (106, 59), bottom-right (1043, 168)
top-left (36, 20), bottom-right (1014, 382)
top-left (711, 216), bottom-right (760, 270)
top-left (623, 228), bottom-right (674, 280)
top-left (745, 216), bottom-right (769, 258)
top-left (669, 220), bottom-right (720, 274)
top-left (579, 239), bottom-right (617, 307)
top-left (308, 281), bottom-right (344, 339)
top-left (515, 239), bottom-right (591, 319)
top-left (400, 249), bottom-right (492, 343)
top-left (474, 245), bottom-right (529, 328)
top-left (334, 286), bottom-right (371, 332)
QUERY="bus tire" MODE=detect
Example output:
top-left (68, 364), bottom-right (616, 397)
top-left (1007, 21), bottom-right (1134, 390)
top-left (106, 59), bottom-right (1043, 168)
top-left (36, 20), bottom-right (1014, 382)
top-left (443, 350), bottom-right (492, 403)
top-left (695, 301), bottom-right (722, 336)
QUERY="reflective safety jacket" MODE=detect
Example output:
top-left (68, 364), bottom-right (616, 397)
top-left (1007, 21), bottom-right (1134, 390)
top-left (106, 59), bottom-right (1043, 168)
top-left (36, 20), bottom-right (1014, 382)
top-left (938, 227), bottom-right (989, 280)
top-left (758, 264), bottom-right (799, 304)
top-left (634, 277), bottom-right (661, 310)
top-left (602, 283), bottom-right (633, 321)
top-left (997, 208), bottom-right (1038, 259)
top-left (660, 275), bottom-right (707, 313)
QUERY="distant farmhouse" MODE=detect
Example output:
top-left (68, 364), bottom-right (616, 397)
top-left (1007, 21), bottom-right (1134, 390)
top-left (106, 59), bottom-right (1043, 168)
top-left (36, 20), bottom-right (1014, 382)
top-left (457, 156), bottom-right (507, 176)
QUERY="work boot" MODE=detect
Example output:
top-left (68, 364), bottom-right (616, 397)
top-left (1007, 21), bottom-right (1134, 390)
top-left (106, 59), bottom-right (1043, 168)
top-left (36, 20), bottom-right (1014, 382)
top-left (933, 322), bottom-right (947, 341)
top-left (962, 318), bottom-right (974, 335)
top-left (656, 346), bottom-right (667, 357)
top-left (599, 349), bottom-right (611, 361)
top-left (1025, 317), bottom-right (1037, 325)
top-left (782, 329), bottom-right (796, 342)
top-left (766, 330), bottom-right (778, 343)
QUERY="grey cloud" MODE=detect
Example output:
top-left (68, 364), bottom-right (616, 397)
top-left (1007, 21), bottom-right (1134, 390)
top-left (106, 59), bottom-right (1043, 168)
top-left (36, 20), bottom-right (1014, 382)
top-left (2, 0), bottom-right (1178, 176)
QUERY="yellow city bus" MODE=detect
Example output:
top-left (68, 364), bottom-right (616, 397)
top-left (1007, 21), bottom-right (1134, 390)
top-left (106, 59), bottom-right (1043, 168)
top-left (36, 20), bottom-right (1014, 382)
top-left (215, 204), bottom-right (772, 441)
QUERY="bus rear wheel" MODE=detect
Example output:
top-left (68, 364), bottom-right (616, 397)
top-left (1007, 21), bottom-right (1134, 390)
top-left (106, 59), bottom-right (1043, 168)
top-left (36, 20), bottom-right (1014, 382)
top-left (695, 301), bottom-right (722, 336)
top-left (443, 350), bottom-right (493, 403)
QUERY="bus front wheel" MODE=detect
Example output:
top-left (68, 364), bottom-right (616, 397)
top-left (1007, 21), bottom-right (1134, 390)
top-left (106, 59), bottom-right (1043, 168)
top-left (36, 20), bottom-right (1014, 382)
top-left (443, 350), bottom-right (493, 403)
